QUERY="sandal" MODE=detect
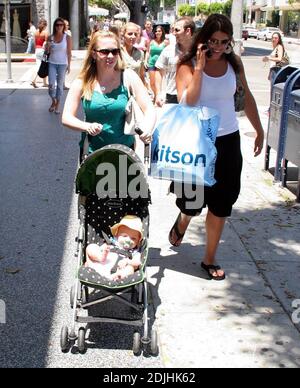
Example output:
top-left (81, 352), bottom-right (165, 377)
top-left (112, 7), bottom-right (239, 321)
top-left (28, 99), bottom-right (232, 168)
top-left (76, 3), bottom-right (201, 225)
top-left (168, 213), bottom-right (186, 247)
top-left (31, 81), bottom-right (37, 88)
top-left (201, 262), bottom-right (226, 281)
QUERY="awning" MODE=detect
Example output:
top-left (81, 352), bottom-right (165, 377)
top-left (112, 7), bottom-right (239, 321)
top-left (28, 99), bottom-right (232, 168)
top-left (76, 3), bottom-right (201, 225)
top-left (114, 12), bottom-right (129, 20)
top-left (88, 6), bottom-right (109, 17)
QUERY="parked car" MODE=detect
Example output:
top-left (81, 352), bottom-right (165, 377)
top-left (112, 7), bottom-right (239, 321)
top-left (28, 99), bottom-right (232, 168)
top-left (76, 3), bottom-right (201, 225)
top-left (257, 27), bottom-right (284, 41)
top-left (244, 25), bottom-right (259, 38)
top-left (242, 28), bottom-right (249, 40)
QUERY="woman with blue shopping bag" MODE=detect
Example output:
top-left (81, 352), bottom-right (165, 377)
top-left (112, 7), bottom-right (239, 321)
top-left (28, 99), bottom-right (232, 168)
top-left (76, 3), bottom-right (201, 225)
top-left (168, 14), bottom-right (264, 280)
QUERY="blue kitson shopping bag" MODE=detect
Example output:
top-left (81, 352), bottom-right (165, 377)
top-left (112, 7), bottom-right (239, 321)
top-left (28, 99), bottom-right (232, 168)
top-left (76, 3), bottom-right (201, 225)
top-left (151, 104), bottom-right (220, 186)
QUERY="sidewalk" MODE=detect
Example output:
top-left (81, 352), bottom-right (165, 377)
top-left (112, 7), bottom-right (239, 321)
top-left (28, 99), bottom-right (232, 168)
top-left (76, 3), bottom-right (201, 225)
top-left (147, 108), bottom-right (300, 368)
top-left (0, 83), bottom-right (299, 367)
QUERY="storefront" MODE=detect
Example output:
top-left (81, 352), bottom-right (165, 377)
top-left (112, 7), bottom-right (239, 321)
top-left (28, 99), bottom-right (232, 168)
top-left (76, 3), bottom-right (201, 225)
top-left (0, 1), bottom-right (32, 39)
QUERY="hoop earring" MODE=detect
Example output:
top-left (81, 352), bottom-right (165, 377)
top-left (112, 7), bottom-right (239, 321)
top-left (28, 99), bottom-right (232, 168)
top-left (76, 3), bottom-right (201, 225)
top-left (224, 44), bottom-right (233, 55)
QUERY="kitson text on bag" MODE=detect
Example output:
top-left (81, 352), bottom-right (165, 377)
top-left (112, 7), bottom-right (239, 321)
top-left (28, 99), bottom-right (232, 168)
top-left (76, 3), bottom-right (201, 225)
top-left (153, 145), bottom-right (206, 167)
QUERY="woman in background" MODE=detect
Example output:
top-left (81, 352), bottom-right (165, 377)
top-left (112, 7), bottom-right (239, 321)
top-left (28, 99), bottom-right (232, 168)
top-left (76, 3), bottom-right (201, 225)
top-left (31, 19), bottom-right (48, 88)
top-left (46, 17), bottom-right (72, 114)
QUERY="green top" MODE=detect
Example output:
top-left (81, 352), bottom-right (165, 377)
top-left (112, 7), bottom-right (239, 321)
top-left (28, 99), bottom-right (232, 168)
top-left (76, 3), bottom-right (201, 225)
top-left (148, 41), bottom-right (166, 68)
top-left (80, 83), bottom-right (134, 153)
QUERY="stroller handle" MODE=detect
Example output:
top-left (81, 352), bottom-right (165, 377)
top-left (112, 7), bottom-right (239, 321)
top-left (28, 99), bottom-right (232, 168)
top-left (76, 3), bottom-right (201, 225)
top-left (135, 128), bottom-right (150, 164)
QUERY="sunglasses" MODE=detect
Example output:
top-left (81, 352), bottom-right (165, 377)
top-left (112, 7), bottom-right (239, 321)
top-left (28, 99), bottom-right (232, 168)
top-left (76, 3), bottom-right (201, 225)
top-left (208, 38), bottom-right (231, 46)
top-left (94, 48), bottom-right (120, 56)
top-left (127, 32), bottom-right (138, 36)
top-left (174, 28), bottom-right (182, 33)
top-left (55, 23), bottom-right (65, 27)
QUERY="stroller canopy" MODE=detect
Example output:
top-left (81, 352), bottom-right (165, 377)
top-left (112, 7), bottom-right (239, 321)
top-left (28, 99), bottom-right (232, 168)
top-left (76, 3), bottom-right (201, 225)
top-left (76, 144), bottom-right (150, 200)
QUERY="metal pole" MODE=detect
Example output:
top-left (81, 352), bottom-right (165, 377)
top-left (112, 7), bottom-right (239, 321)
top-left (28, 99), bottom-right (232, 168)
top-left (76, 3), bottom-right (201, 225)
top-left (4, 0), bottom-right (13, 83)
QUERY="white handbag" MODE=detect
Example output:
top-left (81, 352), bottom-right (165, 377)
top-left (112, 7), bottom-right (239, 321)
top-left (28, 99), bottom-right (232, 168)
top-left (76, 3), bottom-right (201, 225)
top-left (123, 69), bottom-right (144, 135)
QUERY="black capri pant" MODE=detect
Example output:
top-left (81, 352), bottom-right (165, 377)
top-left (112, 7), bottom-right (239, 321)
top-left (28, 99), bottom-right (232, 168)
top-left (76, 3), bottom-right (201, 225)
top-left (170, 130), bottom-right (243, 218)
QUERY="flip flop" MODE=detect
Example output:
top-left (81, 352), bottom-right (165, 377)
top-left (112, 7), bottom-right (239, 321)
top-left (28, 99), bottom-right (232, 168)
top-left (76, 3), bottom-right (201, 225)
top-left (168, 213), bottom-right (185, 247)
top-left (201, 262), bottom-right (226, 281)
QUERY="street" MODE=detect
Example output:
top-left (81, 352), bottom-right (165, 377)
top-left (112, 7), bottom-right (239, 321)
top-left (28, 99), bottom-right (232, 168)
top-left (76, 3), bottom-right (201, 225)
top-left (0, 39), bottom-right (300, 368)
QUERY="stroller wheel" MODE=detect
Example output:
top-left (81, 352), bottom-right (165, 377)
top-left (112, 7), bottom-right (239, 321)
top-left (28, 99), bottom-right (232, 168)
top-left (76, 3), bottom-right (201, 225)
top-left (150, 329), bottom-right (158, 356)
top-left (78, 327), bottom-right (86, 354)
top-left (132, 332), bottom-right (141, 355)
top-left (60, 326), bottom-right (69, 352)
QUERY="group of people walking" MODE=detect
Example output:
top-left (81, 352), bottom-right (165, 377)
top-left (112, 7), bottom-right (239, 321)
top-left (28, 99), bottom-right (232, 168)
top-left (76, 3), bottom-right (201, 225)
top-left (61, 14), bottom-right (265, 281)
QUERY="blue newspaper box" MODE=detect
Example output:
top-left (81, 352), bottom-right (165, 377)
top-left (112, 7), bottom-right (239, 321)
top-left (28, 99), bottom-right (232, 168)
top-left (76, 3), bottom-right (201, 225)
top-left (264, 66), bottom-right (300, 181)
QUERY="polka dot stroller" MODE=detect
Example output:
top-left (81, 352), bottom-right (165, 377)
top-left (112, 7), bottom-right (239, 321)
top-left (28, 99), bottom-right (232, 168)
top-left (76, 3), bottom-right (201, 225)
top-left (60, 144), bottom-right (158, 356)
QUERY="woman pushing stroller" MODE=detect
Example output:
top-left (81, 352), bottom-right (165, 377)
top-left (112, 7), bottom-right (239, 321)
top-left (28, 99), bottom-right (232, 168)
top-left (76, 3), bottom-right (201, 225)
top-left (62, 30), bottom-right (156, 158)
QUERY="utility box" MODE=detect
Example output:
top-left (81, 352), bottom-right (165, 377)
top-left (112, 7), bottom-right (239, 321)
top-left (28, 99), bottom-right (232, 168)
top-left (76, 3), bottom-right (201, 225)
top-left (264, 66), bottom-right (300, 181)
top-left (282, 76), bottom-right (300, 201)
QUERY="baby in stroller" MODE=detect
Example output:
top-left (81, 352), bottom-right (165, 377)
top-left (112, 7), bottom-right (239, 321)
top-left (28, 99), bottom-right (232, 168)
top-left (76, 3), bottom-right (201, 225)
top-left (85, 215), bottom-right (143, 280)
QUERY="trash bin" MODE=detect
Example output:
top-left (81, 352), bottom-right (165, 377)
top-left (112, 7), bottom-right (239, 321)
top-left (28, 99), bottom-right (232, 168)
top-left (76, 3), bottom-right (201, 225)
top-left (264, 66), bottom-right (300, 181)
top-left (281, 73), bottom-right (300, 201)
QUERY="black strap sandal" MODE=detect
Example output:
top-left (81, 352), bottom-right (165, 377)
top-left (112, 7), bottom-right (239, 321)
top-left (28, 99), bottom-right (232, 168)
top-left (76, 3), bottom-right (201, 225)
top-left (201, 262), bottom-right (226, 281)
top-left (168, 213), bottom-right (186, 247)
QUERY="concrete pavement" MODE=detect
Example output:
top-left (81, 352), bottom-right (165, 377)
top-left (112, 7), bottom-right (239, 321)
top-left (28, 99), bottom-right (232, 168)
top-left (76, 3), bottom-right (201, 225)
top-left (0, 52), bottom-right (300, 368)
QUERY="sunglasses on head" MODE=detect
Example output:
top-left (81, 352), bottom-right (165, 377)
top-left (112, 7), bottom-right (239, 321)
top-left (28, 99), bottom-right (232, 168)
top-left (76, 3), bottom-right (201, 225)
top-left (208, 38), bottom-right (231, 46)
top-left (94, 48), bottom-right (120, 56)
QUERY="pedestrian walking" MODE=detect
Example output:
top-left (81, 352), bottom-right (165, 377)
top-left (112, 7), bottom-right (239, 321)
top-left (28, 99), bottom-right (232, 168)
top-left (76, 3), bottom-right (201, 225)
top-left (262, 32), bottom-right (288, 84)
top-left (169, 14), bottom-right (264, 280)
top-left (145, 25), bottom-right (167, 101)
top-left (25, 21), bottom-right (36, 54)
top-left (155, 17), bottom-right (195, 106)
top-left (62, 31), bottom-right (155, 160)
top-left (142, 19), bottom-right (154, 49)
top-left (31, 19), bottom-right (49, 88)
top-left (64, 20), bottom-right (72, 37)
top-left (45, 17), bottom-right (72, 114)
top-left (121, 22), bottom-right (145, 82)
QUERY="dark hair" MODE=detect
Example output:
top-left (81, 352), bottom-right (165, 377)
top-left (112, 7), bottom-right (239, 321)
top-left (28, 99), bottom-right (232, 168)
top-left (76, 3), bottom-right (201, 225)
top-left (272, 32), bottom-right (285, 50)
top-left (38, 18), bottom-right (47, 32)
top-left (180, 14), bottom-right (240, 73)
top-left (177, 16), bottom-right (196, 35)
top-left (53, 17), bottom-right (66, 34)
top-left (154, 25), bottom-right (165, 43)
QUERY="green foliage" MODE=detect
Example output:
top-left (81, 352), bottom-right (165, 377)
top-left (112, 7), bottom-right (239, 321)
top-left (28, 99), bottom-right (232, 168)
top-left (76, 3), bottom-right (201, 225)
top-left (196, 3), bottom-right (209, 16)
top-left (209, 2), bottom-right (224, 14)
top-left (89, 0), bottom-right (113, 10)
top-left (222, 0), bottom-right (232, 17)
top-left (178, 4), bottom-right (195, 17)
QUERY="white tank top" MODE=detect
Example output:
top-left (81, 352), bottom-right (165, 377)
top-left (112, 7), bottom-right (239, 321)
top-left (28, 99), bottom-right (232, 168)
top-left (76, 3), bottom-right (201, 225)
top-left (49, 33), bottom-right (68, 65)
top-left (197, 63), bottom-right (239, 137)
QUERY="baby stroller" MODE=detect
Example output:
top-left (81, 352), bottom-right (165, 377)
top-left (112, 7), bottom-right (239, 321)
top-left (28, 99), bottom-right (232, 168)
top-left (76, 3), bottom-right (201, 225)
top-left (60, 144), bottom-right (158, 356)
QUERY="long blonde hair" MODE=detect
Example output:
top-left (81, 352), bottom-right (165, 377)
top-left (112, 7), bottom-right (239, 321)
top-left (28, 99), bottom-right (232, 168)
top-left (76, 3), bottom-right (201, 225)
top-left (79, 31), bottom-right (125, 100)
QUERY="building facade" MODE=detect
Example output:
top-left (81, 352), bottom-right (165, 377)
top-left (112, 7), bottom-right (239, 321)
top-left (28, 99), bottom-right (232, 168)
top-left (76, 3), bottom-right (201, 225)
top-left (0, 0), bottom-right (89, 49)
top-left (246, 0), bottom-right (300, 37)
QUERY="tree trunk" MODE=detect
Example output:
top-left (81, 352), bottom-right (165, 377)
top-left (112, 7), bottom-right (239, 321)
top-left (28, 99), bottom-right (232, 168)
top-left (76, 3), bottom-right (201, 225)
top-left (231, 0), bottom-right (243, 56)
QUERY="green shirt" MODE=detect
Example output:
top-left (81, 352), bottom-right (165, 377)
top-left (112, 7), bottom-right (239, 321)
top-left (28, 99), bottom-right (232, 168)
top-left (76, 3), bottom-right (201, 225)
top-left (80, 83), bottom-right (134, 153)
top-left (148, 41), bottom-right (166, 68)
